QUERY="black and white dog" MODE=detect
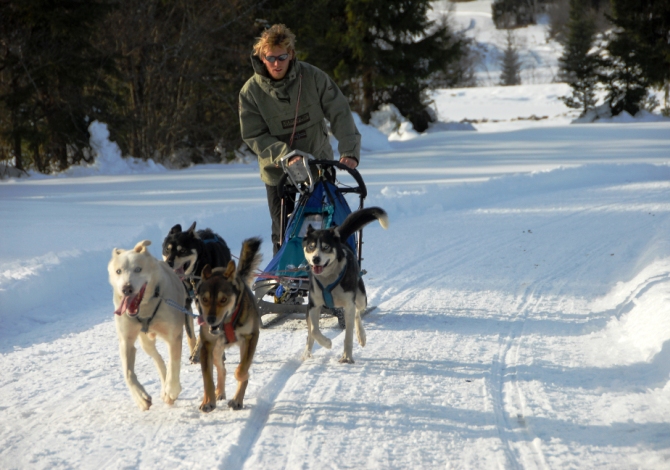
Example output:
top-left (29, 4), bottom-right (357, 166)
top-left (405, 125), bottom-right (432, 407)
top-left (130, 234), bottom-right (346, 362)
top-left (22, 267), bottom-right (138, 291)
top-left (162, 222), bottom-right (232, 361)
top-left (302, 207), bottom-right (388, 363)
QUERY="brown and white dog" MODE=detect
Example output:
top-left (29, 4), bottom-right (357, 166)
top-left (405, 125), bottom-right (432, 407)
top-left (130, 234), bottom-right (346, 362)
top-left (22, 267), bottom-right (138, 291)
top-left (195, 237), bottom-right (262, 412)
top-left (108, 240), bottom-right (196, 410)
top-left (302, 207), bottom-right (388, 363)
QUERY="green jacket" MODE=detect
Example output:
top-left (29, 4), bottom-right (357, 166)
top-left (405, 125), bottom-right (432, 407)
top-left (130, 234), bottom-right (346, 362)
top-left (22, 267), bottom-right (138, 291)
top-left (239, 56), bottom-right (361, 185)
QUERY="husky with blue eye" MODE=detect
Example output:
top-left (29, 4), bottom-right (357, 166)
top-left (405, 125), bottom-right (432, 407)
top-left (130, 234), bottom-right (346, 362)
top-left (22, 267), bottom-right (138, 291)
top-left (108, 240), bottom-right (188, 411)
top-left (302, 207), bottom-right (388, 363)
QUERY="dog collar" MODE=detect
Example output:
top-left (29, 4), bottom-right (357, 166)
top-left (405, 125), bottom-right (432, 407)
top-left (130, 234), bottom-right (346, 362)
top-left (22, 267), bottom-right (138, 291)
top-left (313, 265), bottom-right (347, 309)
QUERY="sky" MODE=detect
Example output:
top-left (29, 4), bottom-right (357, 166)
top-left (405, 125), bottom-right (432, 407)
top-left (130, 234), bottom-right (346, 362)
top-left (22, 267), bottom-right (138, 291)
top-left (1, 1), bottom-right (670, 469)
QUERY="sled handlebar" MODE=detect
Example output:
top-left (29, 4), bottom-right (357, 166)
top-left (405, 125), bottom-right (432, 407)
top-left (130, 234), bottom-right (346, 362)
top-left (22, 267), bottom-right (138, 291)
top-left (277, 159), bottom-right (367, 199)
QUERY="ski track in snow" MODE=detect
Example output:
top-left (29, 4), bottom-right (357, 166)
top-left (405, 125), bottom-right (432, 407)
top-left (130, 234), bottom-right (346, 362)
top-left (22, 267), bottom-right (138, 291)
top-left (3, 56), bottom-right (670, 470)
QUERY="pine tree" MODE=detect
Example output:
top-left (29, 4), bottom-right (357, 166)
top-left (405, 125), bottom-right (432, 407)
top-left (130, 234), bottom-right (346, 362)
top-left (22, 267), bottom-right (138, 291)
top-left (261, 0), bottom-right (466, 132)
top-left (499, 30), bottom-right (522, 86)
top-left (602, 32), bottom-right (651, 116)
top-left (558, 0), bottom-right (600, 115)
top-left (608, 0), bottom-right (670, 114)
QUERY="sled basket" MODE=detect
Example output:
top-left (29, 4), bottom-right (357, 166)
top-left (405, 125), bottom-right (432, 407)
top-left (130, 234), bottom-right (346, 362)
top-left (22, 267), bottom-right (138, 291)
top-left (253, 159), bottom-right (367, 328)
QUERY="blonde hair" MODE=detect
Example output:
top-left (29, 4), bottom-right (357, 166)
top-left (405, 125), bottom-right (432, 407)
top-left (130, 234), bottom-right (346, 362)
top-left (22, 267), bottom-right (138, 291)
top-left (253, 24), bottom-right (296, 57)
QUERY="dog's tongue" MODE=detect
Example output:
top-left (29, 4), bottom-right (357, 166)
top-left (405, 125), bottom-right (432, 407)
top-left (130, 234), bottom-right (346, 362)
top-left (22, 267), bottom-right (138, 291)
top-left (312, 265), bottom-right (324, 275)
top-left (114, 283), bottom-right (147, 316)
top-left (114, 297), bottom-right (129, 315)
top-left (197, 315), bottom-right (204, 326)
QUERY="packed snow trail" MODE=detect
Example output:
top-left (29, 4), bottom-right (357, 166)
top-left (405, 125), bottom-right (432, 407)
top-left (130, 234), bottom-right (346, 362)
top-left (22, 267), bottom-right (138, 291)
top-left (1, 121), bottom-right (670, 468)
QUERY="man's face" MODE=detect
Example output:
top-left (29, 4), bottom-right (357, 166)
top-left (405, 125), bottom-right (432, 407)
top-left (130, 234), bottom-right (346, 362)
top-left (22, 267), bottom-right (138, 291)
top-left (261, 46), bottom-right (292, 80)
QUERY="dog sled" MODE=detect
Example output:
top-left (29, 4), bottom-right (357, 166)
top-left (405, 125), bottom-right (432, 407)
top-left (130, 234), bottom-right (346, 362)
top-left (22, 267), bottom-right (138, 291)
top-left (252, 152), bottom-right (371, 328)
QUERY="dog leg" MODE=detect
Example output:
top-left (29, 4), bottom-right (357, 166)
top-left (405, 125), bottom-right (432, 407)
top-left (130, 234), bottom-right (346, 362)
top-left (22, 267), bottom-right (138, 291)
top-left (119, 340), bottom-right (153, 411)
top-left (339, 305), bottom-right (356, 364)
top-left (163, 330), bottom-right (183, 405)
top-left (185, 313), bottom-right (199, 363)
top-left (199, 338), bottom-right (217, 413)
top-left (307, 306), bottom-right (332, 351)
top-left (229, 332), bottom-right (258, 410)
top-left (355, 294), bottom-right (367, 348)
top-left (138, 333), bottom-right (181, 405)
top-left (302, 309), bottom-right (316, 360)
top-left (189, 336), bottom-right (202, 364)
top-left (213, 343), bottom-right (226, 402)
top-left (138, 333), bottom-right (168, 391)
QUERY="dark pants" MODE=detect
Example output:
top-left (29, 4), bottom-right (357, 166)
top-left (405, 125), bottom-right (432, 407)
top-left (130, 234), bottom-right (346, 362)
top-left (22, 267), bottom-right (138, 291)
top-left (266, 184), bottom-right (295, 255)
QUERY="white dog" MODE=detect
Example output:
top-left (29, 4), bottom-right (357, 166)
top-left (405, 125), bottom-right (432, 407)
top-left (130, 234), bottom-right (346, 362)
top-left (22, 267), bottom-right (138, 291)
top-left (108, 240), bottom-right (194, 410)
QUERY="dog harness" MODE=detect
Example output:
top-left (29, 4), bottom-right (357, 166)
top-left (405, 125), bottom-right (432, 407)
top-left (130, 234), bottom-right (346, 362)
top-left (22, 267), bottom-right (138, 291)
top-left (313, 266), bottom-right (347, 309)
top-left (223, 299), bottom-right (243, 344)
top-left (135, 285), bottom-right (162, 333)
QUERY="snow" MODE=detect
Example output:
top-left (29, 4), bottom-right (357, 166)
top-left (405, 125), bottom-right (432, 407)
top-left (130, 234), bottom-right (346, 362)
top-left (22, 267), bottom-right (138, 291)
top-left (2, 1), bottom-right (670, 469)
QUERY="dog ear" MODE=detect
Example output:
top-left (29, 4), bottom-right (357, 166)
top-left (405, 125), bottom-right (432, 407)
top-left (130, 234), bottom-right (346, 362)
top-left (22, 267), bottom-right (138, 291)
top-left (333, 227), bottom-right (341, 239)
top-left (306, 224), bottom-right (315, 235)
top-left (112, 248), bottom-right (124, 257)
top-left (202, 264), bottom-right (212, 280)
top-left (133, 240), bottom-right (151, 253)
top-left (223, 260), bottom-right (236, 279)
top-left (187, 221), bottom-right (197, 234)
top-left (169, 224), bottom-right (182, 235)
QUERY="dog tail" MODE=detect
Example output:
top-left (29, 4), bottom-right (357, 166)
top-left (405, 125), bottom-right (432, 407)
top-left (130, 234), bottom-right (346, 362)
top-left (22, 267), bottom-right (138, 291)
top-left (336, 207), bottom-right (389, 241)
top-left (238, 237), bottom-right (263, 287)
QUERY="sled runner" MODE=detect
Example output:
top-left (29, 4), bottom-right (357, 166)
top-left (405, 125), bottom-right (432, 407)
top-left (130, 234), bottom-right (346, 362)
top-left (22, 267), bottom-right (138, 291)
top-left (252, 152), bottom-right (371, 328)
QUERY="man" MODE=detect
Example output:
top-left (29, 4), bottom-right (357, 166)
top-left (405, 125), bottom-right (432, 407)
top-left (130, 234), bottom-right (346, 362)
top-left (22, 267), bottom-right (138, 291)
top-left (239, 24), bottom-right (361, 255)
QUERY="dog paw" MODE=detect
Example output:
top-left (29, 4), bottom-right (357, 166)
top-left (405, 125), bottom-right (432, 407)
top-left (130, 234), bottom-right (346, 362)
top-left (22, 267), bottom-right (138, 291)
top-left (216, 390), bottom-right (226, 401)
top-left (228, 399), bottom-right (243, 410)
top-left (301, 350), bottom-right (313, 361)
top-left (162, 383), bottom-right (181, 404)
top-left (357, 331), bottom-right (366, 347)
top-left (315, 335), bottom-right (332, 349)
top-left (199, 402), bottom-right (216, 413)
top-left (133, 392), bottom-right (152, 411)
top-left (338, 355), bottom-right (355, 364)
top-left (189, 354), bottom-right (200, 364)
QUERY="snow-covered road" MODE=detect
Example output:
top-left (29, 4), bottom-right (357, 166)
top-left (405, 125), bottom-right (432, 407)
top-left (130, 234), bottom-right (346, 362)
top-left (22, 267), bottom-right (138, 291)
top-left (2, 121), bottom-right (670, 469)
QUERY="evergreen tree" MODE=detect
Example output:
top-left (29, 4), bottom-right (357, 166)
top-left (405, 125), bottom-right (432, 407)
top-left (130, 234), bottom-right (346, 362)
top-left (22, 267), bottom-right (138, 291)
top-left (608, 0), bottom-right (670, 113)
top-left (558, 0), bottom-right (600, 115)
top-left (602, 32), bottom-right (652, 116)
top-left (261, 0), bottom-right (466, 132)
top-left (499, 30), bottom-right (522, 86)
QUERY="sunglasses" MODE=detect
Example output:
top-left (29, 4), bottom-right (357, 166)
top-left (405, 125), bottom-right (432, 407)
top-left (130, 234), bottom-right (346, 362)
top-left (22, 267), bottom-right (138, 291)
top-left (264, 53), bottom-right (289, 63)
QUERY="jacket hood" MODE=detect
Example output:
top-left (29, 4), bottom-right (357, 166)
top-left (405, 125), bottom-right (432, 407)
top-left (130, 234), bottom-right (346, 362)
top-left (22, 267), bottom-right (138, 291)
top-left (250, 54), bottom-right (298, 82)
top-left (250, 53), bottom-right (299, 101)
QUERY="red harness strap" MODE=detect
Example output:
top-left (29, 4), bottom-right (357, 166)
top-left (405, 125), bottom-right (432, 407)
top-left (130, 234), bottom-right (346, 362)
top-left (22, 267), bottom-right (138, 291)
top-left (223, 298), bottom-right (243, 344)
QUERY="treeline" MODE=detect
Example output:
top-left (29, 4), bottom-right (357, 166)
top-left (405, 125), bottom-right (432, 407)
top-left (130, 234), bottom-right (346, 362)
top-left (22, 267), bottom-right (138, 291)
top-left (493, 0), bottom-right (670, 117)
top-left (558, 0), bottom-right (670, 118)
top-left (0, 0), bottom-right (469, 174)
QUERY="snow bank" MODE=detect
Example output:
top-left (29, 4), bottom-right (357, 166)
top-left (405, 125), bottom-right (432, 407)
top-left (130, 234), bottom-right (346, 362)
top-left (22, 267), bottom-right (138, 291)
top-left (65, 121), bottom-right (167, 176)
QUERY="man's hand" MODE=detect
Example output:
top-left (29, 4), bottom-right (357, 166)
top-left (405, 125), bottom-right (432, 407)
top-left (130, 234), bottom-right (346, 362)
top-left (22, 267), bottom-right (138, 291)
top-left (339, 157), bottom-right (358, 169)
